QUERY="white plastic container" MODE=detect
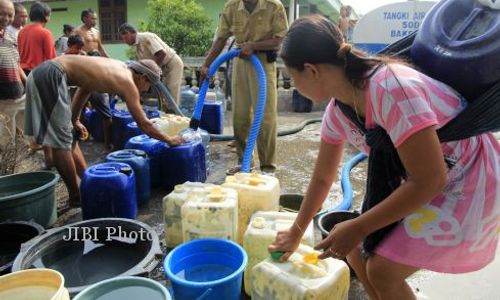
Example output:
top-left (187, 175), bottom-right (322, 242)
top-left (162, 182), bottom-right (214, 248)
top-left (243, 211), bottom-right (316, 295)
top-left (251, 244), bottom-right (350, 300)
top-left (151, 114), bottom-right (190, 136)
top-left (0, 269), bottom-right (70, 300)
top-left (181, 186), bottom-right (238, 242)
top-left (222, 172), bottom-right (280, 244)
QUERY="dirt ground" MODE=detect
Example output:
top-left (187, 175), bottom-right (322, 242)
top-left (4, 112), bottom-right (372, 299)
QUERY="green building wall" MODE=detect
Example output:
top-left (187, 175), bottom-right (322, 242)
top-left (40, 0), bottom-right (148, 60)
top-left (26, 0), bottom-right (339, 61)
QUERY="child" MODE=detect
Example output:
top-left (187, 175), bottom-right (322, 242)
top-left (65, 34), bottom-right (85, 55)
top-left (269, 15), bottom-right (499, 300)
top-left (55, 24), bottom-right (74, 56)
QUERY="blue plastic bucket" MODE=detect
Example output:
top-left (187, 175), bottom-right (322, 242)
top-left (164, 238), bottom-right (247, 300)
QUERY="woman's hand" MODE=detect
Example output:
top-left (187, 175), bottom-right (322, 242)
top-left (268, 225), bottom-right (303, 262)
top-left (315, 219), bottom-right (366, 260)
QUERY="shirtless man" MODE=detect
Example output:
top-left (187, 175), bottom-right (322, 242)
top-left (75, 8), bottom-right (109, 57)
top-left (24, 56), bottom-right (183, 206)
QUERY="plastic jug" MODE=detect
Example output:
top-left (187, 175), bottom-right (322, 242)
top-left (243, 211), bottom-right (316, 295)
top-left (160, 139), bottom-right (206, 192)
top-left (144, 109), bottom-right (160, 120)
top-left (151, 114), bottom-right (190, 136)
top-left (124, 122), bottom-right (143, 143)
top-left (200, 101), bottom-right (224, 134)
top-left (181, 186), bottom-right (238, 242)
top-left (81, 107), bottom-right (91, 132)
top-left (86, 109), bottom-right (104, 142)
top-left (411, 0), bottom-right (500, 100)
top-left (214, 85), bottom-right (226, 102)
top-left (223, 173), bottom-right (280, 244)
top-left (105, 149), bottom-right (151, 206)
top-left (124, 135), bottom-right (166, 188)
top-left (250, 244), bottom-right (350, 300)
top-left (180, 86), bottom-right (197, 117)
top-left (80, 162), bottom-right (137, 220)
top-left (111, 110), bottom-right (134, 150)
top-left (162, 182), bottom-right (214, 248)
top-left (143, 98), bottom-right (159, 116)
top-left (180, 128), bottom-right (211, 176)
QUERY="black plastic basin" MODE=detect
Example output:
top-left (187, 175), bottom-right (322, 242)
top-left (279, 194), bottom-right (303, 212)
top-left (0, 221), bottom-right (44, 275)
top-left (12, 218), bottom-right (162, 296)
top-left (317, 210), bottom-right (360, 239)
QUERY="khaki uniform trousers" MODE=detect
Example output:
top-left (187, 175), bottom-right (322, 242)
top-left (232, 53), bottom-right (277, 172)
top-left (161, 54), bottom-right (184, 107)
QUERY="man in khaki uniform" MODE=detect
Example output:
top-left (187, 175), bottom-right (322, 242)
top-left (202, 0), bottom-right (288, 174)
top-left (120, 23), bottom-right (184, 107)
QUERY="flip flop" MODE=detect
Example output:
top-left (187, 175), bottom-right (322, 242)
top-left (226, 165), bottom-right (255, 175)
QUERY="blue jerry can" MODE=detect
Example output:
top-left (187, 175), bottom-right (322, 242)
top-left (160, 140), bottom-right (207, 192)
top-left (106, 149), bottom-right (151, 206)
top-left (111, 110), bottom-right (134, 150)
top-left (81, 162), bottom-right (137, 220)
top-left (125, 134), bottom-right (166, 188)
top-left (411, 0), bottom-right (500, 100)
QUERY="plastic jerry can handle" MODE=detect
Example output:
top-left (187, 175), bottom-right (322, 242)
top-left (119, 166), bottom-right (133, 176)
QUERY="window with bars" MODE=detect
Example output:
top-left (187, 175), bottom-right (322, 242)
top-left (98, 0), bottom-right (127, 43)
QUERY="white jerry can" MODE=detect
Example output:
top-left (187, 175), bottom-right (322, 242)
top-left (243, 211), bottom-right (316, 295)
top-left (181, 186), bottom-right (238, 242)
top-left (251, 244), bottom-right (350, 300)
top-left (162, 182), bottom-right (214, 248)
top-left (222, 172), bottom-right (280, 244)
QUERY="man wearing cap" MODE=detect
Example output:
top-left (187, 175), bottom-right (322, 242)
top-left (119, 23), bottom-right (184, 107)
top-left (24, 55), bottom-right (183, 207)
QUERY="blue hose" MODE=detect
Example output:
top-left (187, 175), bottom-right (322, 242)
top-left (191, 49), bottom-right (267, 173)
top-left (314, 152), bottom-right (367, 223)
top-left (336, 152), bottom-right (367, 211)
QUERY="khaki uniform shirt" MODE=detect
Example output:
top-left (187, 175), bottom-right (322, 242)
top-left (216, 0), bottom-right (288, 46)
top-left (135, 32), bottom-right (176, 67)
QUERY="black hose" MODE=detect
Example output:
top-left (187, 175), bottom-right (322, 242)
top-left (209, 117), bottom-right (322, 141)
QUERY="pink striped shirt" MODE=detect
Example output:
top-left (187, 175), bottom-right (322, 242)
top-left (321, 64), bottom-right (500, 273)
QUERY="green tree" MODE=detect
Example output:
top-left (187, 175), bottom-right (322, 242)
top-left (140, 0), bottom-right (213, 56)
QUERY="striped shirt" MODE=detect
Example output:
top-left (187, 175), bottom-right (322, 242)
top-left (321, 64), bottom-right (500, 273)
top-left (0, 32), bottom-right (23, 100)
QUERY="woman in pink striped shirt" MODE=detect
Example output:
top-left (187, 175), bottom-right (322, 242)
top-left (269, 15), bottom-right (500, 300)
